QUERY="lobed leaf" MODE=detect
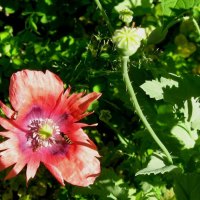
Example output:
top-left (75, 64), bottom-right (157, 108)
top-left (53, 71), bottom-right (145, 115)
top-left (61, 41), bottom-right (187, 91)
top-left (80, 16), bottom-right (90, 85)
top-left (136, 154), bottom-right (178, 176)
top-left (171, 122), bottom-right (198, 149)
top-left (140, 77), bottom-right (178, 100)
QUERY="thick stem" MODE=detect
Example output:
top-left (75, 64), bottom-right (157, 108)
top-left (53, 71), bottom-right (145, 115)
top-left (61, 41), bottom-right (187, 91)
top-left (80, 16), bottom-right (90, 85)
top-left (192, 17), bottom-right (200, 37)
top-left (94, 0), bottom-right (114, 34)
top-left (122, 56), bottom-right (173, 164)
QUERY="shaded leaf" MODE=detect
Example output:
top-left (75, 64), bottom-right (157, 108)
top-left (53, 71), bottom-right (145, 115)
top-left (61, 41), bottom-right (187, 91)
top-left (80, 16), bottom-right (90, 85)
top-left (164, 75), bottom-right (200, 105)
top-left (174, 173), bottom-right (200, 200)
top-left (147, 27), bottom-right (168, 44)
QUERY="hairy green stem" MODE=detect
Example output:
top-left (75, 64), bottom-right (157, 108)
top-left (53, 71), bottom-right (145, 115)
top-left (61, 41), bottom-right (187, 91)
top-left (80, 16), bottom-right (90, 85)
top-left (192, 17), bottom-right (200, 37)
top-left (122, 56), bottom-right (173, 164)
top-left (94, 0), bottom-right (114, 34)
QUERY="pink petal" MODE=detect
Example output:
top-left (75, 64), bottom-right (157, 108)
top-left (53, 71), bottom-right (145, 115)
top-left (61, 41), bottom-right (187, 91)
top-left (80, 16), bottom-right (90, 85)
top-left (0, 149), bottom-right (18, 171)
top-left (68, 128), bottom-right (98, 150)
top-left (26, 155), bottom-right (40, 182)
top-left (63, 145), bottom-right (100, 186)
top-left (68, 92), bottom-right (101, 121)
top-left (0, 131), bottom-right (15, 138)
top-left (9, 70), bottom-right (64, 119)
top-left (78, 92), bottom-right (102, 112)
top-left (44, 163), bottom-right (65, 185)
top-left (0, 101), bottom-right (15, 119)
top-left (0, 117), bottom-right (24, 132)
top-left (0, 139), bottom-right (17, 151)
top-left (42, 134), bottom-right (100, 186)
top-left (5, 158), bottom-right (27, 180)
top-left (50, 92), bottom-right (101, 131)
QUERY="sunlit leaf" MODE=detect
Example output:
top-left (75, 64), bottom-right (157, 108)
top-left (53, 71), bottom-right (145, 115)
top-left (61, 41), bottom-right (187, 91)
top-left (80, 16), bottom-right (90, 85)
top-left (140, 77), bottom-right (178, 100)
top-left (182, 98), bottom-right (200, 130)
top-left (161, 0), bottom-right (200, 16)
top-left (136, 154), bottom-right (178, 176)
top-left (171, 122), bottom-right (198, 149)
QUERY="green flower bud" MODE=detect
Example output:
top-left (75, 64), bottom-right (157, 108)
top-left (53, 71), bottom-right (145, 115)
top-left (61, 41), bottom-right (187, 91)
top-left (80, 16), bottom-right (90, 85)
top-left (112, 26), bottom-right (146, 57)
top-left (119, 9), bottom-right (133, 25)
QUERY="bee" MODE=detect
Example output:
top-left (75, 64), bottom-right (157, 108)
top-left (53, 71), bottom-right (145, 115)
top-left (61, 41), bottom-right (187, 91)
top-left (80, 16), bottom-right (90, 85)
top-left (60, 133), bottom-right (72, 144)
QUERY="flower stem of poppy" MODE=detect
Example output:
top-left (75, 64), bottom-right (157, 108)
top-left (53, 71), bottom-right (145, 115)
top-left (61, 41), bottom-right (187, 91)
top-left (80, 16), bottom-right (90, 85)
top-left (192, 17), bottom-right (200, 37)
top-left (94, 0), bottom-right (114, 35)
top-left (122, 56), bottom-right (173, 164)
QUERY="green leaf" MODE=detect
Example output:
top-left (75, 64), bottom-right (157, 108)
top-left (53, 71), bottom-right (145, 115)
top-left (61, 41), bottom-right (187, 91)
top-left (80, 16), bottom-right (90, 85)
top-left (147, 27), bottom-right (168, 44)
top-left (171, 122), bottom-right (198, 149)
top-left (5, 7), bottom-right (15, 14)
top-left (164, 75), bottom-right (200, 105)
top-left (135, 154), bottom-right (178, 176)
top-left (140, 77), bottom-right (178, 100)
top-left (182, 98), bottom-right (200, 130)
top-left (161, 0), bottom-right (200, 17)
top-left (29, 17), bottom-right (38, 33)
top-left (174, 173), bottom-right (200, 200)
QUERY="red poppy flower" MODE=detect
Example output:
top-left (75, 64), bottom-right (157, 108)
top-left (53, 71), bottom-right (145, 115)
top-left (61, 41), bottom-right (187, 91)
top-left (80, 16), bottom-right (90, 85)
top-left (0, 70), bottom-right (101, 186)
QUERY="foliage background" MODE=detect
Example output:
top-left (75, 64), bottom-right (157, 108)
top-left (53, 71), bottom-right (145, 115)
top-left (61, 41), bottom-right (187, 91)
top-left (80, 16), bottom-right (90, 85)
top-left (0, 0), bottom-right (200, 199)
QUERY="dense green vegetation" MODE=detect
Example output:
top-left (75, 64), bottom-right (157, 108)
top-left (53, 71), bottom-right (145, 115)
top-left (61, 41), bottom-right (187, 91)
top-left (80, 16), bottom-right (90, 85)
top-left (0, 0), bottom-right (200, 199)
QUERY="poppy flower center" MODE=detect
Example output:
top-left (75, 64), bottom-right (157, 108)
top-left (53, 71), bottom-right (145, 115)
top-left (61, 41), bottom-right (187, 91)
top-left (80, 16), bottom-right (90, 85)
top-left (27, 118), bottom-right (61, 151)
top-left (39, 124), bottom-right (53, 139)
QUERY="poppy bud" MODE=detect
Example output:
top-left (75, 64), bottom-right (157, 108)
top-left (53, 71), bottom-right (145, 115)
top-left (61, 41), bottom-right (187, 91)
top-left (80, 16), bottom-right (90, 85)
top-left (112, 26), bottom-right (146, 57)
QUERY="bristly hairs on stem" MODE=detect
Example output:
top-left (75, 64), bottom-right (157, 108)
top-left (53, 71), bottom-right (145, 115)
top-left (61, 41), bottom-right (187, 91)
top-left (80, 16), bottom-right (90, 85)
top-left (94, 0), bottom-right (114, 35)
top-left (122, 56), bottom-right (173, 164)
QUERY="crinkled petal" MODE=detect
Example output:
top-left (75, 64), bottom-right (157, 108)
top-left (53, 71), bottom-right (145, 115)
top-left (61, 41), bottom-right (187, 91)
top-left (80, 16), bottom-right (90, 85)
top-left (42, 129), bottom-right (100, 186)
top-left (61, 145), bottom-right (100, 186)
top-left (50, 92), bottom-right (101, 132)
top-left (68, 128), bottom-right (97, 149)
top-left (9, 70), bottom-right (64, 119)
top-left (78, 92), bottom-right (101, 112)
top-left (0, 69), bottom-right (101, 186)
top-left (68, 92), bottom-right (101, 121)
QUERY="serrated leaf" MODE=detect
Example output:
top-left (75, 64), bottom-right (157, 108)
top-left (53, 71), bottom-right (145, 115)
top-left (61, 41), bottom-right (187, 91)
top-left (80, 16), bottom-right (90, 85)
top-left (140, 79), bottom-right (164, 100)
top-left (135, 155), bottom-right (178, 176)
top-left (171, 122), bottom-right (198, 149)
top-left (161, 0), bottom-right (200, 17)
top-left (140, 77), bottom-right (178, 100)
top-left (182, 97), bottom-right (200, 130)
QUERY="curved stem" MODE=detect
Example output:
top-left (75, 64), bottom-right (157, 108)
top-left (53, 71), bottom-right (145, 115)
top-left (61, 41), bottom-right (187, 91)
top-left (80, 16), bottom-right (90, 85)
top-left (192, 17), bottom-right (200, 37)
top-left (122, 56), bottom-right (173, 164)
top-left (94, 0), bottom-right (114, 34)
